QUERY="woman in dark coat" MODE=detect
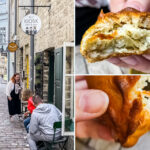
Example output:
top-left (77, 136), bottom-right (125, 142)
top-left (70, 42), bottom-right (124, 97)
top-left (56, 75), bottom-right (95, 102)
top-left (6, 73), bottom-right (23, 118)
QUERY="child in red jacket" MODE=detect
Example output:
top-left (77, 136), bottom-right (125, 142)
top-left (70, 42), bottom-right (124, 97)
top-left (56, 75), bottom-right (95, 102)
top-left (22, 90), bottom-right (35, 133)
top-left (27, 96), bottom-right (35, 114)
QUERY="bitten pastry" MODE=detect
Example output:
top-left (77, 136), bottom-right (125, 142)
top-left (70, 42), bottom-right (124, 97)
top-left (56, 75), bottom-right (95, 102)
top-left (80, 8), bottom-right (150, 62)
top-left (85, 76), bottom-right (150, 147)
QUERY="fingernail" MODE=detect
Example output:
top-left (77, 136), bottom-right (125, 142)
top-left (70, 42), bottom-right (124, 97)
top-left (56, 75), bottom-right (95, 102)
top-left (120, 56), bottom-right (137, 66)
top-left (79, 90), bottom-right (109, 114)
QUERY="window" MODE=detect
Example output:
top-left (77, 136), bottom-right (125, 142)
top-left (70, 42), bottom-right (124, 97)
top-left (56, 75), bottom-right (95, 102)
top-left (62, 42), bottom-right (74, 136)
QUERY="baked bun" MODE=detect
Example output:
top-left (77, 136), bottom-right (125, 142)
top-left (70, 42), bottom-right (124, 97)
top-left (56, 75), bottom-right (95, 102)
top-left (85, 76), bottom-right (150, 147)
top-left (80, 8), bottom-right (150, 62)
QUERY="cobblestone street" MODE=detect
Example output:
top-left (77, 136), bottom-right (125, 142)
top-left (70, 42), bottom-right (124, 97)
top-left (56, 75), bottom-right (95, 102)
top-left (0, 79), bottom-right (29, 150)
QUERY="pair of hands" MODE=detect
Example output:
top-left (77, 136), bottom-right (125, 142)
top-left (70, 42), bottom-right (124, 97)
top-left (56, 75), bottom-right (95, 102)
top-left (76, 0), bottom-right (150, 140)
top-left (108, 0), bottom-right (150, 73)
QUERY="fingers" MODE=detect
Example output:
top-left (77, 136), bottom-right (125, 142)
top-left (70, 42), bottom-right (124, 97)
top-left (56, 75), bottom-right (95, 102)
top-left (76, 120), bottom-right (114, 141)
top-left (110, 0), bottom-right (150, 12)
top-left (131, 56), bottom-right (150, 73)
top-left (124, 0), bottom-right (150, 12)
top-left (76, 89), bottom-right (109, 122)
top-left (108, 57), bottom-right (131, 68)
top-left (75, 78), bottom-right (112, 140)
top-left (110, 0), bottom-right (126, 12)
top-left (108, 55), bottom-right (150, 73)
top-left (120, 56), bottom-right (137, 66)
top-left (143, 54), bottom-right (150, 60)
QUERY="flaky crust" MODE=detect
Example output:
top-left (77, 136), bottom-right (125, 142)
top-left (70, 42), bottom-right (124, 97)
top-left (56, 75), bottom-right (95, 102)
top-left (85, 76), bottom-right (150, 147)
top-left (80, 8), bottom-right (150, 62)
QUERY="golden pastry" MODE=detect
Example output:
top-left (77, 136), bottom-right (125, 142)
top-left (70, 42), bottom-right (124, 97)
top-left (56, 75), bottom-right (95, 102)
top-left (85, 76), bottom-right (150, 147)
top-left (81, 8), bottom-right (150, 62)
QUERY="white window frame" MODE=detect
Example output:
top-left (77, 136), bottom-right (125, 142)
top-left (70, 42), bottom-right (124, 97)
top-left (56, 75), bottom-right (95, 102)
top-left (62, 42), bottom-right (74, 136)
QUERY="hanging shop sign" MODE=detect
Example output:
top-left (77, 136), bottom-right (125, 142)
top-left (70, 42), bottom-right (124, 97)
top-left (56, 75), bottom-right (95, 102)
top-left (21, 14), bottom-right (41, 35)
top-left (8, 42), bottom-right (18, 52)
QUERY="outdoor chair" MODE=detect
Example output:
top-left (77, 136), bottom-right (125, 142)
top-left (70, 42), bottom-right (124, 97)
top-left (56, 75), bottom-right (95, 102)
top-left (44, 121), bottom-right (70, 150)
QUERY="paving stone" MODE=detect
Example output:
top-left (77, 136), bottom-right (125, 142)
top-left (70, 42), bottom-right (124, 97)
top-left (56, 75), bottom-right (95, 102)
top-left (0, 81), bottom-right (29, 149)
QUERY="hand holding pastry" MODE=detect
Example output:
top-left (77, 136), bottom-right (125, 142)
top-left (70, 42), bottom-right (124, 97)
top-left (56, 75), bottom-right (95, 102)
top-left (110, 0), bottom-right (150, 12)
top-left (76, 77), bottom-right (113, 141)
top-left (80, 0), bottom-right (150, 73)
top-left (85, 76), bottom-right (150, 147)
top-left (108, 0), bottom-right (150, 73)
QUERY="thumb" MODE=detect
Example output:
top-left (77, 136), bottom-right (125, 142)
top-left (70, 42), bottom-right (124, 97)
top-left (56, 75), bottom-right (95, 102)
top-left (124, 0), bottom-right (150, 12)
top-left (76, 89), bottom-right (109, 122)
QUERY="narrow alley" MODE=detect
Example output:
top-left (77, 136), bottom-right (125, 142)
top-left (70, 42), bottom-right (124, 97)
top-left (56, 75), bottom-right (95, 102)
top-left (0, 78), bottom-right (29, 150)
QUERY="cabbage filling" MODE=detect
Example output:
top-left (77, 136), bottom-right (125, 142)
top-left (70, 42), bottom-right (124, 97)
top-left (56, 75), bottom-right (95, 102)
top-left (134, 76), bottom-right (150, 111)
top-left (85, 24), bottom-right (150, 59)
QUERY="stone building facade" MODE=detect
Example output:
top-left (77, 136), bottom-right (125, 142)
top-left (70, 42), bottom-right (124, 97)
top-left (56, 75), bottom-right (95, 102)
top-left (9, 0), bottom-right (74, 102)
top-left (13, 0), bottom-right (74, 99)
top-left (9, 0), bottom-right (74, 149)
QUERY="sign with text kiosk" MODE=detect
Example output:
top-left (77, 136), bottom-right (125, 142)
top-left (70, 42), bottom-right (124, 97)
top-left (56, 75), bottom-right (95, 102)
top-left (21, 14), bottom-right (41, 35)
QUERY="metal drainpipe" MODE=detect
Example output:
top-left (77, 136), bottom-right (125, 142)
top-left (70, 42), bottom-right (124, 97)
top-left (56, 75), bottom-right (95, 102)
top-left (7, 0), bottom-right (10, 81)
top-left (30, 0), bottom-right (34, 92)
top-left (14, 0), bottom-right (17, 73)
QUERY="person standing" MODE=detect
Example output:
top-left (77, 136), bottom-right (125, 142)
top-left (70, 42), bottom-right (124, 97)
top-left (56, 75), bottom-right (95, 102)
top-left (6, 73), bottom-right (23, 119)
